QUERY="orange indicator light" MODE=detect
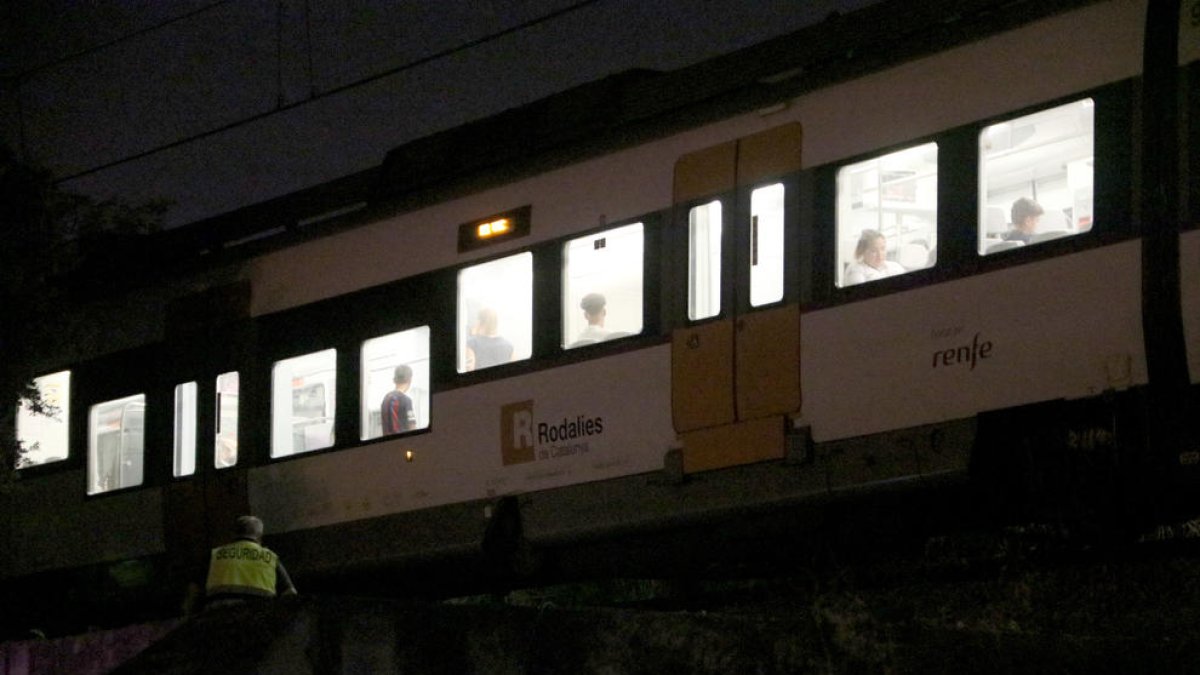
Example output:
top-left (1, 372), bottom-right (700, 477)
top-left (405, 450), bottom-right (414, 462)
top-left (476, 218), bottom-right (511, 238)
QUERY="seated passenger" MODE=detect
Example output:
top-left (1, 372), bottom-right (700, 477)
top-left (575, 293), bottom-right (610, 343)
top-left (843, 229), bottom-right (905, 285)
top-left (466, 308), bottom-right (514, 370)
top-left (1002, 197), bottom-right (1044, 244)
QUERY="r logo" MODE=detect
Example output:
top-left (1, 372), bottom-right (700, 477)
top-left (500, 400), bottom-right (536, 466)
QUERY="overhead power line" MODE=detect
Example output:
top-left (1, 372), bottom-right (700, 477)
top-left (13, 0), bottom-right (604, 183)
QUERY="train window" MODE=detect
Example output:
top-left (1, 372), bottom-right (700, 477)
top-left (361, 326), bottom-right (431, 440)
top-left (835, 143), bottom-right (938, 287)
top-left (173, 381), bottom-right (197, 477)
top-left (979, 98), bottom-right (1095, 255)
top-left (215, 371), bottom-right (239, 469)
top-left (271, 349), bottom-right (337, 458)
top-left (458, 252), bottom-right (533, 372)
top-left (688, 200), bottom-right (723, 320)
top-left (15, 370), bottom-right (70, 468)
top-left (562, 222), bottom-right (644, 349)
top-left (750, 184), bottom-right (785, 307)
top-left (87, 394), bottom-right (145, 495)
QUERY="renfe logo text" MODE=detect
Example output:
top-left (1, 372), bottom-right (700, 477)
top-left (932, 332), bottom-right (993, 371)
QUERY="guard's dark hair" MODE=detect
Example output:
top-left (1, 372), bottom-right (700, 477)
top-left (236, 515), bottom-right (264, 541)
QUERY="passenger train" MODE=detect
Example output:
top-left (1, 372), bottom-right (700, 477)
top-left (3, 0), bottom-right (1197, 634)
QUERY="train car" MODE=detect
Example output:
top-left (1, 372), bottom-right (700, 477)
top-left (3, 0), bottom-right (1196, 635)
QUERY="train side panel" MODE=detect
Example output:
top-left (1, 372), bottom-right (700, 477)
top-left (792, 0), bottom-right (1143, 170)
top-left (801, 241), bottom-right (1146, 442)
top-left (248, 345), bottom-right (674, 535)
top-left (3, 473), bottom-right (164, 578)
top-left (245, 138), bottom-right (688, 317)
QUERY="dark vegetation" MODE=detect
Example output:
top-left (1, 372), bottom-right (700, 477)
top-left (0, 143), bottom-right (168, 474)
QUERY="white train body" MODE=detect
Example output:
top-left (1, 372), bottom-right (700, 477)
top-left (3, 0), bottom-right (1197, 630)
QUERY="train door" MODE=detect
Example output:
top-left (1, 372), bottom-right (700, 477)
top-left (161, 284), bottom-right (254, 595)
top-left (671, 123), bottom-right (803, 473)
top-left (159, 368), bottom-right (251, 600)
top-left (207, 370), bottom-right (249, 538)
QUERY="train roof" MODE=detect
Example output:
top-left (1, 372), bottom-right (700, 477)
top-left (57, 0), bottom-right (1102, 300)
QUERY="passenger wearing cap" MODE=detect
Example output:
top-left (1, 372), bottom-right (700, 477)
top-left (205, 515), bottom-right (297, 607)
top-left (575, 293), bottom-right (610, 343)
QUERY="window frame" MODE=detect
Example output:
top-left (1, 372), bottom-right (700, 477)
top-left (14, 369), bottom-right (72, 471)
top-left (560, 220), bottom-right (647, 350)
top-left (455, 251), bottom-right (536, 374)
top-left (746, 182), bottom-right (788, 309)
top-left (976, 97), bottom-right (1098, 257)
top-left (214, 370), bottom-right (241, 469)
top-left (360, 325), bottom-right (432, 441)
top-left (732, 177), bottom-right (803, 315)
top-left (86, 392), bottom-right (147, 496)
top-left (967, 83), bottom-right (1134, 265)
top-left (684, 197), bottom-right (726, 322)
top-left (269, 348), bottom-right (338, 460)
top-left (172, 380), bottom-right (198, 478)
top-left (831, 141), bottom-right (941, 291)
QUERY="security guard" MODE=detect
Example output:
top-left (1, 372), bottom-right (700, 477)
top-left (205, 515), bottom-right (297, 607)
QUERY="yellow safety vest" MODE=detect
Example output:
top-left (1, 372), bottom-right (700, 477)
top-left (205, 540), bottom-right (278, 597)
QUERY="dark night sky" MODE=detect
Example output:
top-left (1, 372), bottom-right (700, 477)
top-left (0, 0), bottom-right (884, 229)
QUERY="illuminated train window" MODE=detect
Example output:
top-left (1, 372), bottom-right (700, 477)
top-left (173, 381), bottom-right (197, 477)
top-left (361, 326), bottom-right (431, 440)
top-left (688, 200), bottom-right (722, 320)
top-left (215, 371), bottom-right (239, 468)
top-left (16, 370), bottom-right (70, 469)
top-left (271, 349), bottom-right (337, 458)
top-left (836, 143), bottom-right (939, 287)
top-left (562, 222), bottom-right (644, 349)
top-left (750, 184), bottom-right (785, 307)
top-left (458, 253), bottom-right (533, 372)
top-left (979, 98), bottom-right (1095, 255)
top-left (87, 394), bottom-right (145, 495)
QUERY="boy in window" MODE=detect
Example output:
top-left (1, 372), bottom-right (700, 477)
top-left (380, 365), bottom-right (417, 434)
